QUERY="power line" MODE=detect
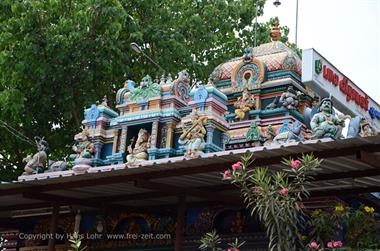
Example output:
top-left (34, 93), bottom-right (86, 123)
top-left (0, 119), bottom-right (35, 146)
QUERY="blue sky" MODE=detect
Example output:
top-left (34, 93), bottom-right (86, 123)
top-left (261, 0), bottom-right (380, 104)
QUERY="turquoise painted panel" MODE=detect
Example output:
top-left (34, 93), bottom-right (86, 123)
top-left (101, 143), bottom-right (113, 160)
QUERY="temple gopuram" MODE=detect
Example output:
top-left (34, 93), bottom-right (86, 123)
top-left (1, 23), bottom-right (380, 251)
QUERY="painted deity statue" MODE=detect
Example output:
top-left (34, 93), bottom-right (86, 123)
top-left (246, 121), bottom-right (261, 141)
top-left (128, 75), bottom-right (161, 102)
top-left (177, 69), bottom-right (189, 82)
top-left (279, 86), bottom-right (302, 110)
top-left (178, 112), bottom-right (207, 158)
top-left (273, 121), bottom-right (303, 143)
top-left (127, 128), bottom-right (150, 163)
top-left (359, 119), bottom-right (377, 137)
top-left (234, 88), bottom-right (256, 121)
top-left (264, 124), bottom-right (276, 145)
top-left (23, 137), bottom-right (49, 175)
top-left (72, 129), bottom-right (96, 159)
top-left (140, 75), bottom-right (151, 88)
top-left (310, 98), bottom-right (348, 139)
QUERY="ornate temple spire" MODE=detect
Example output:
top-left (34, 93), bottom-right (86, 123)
top-left (270, 21), bottom-right (281, 42)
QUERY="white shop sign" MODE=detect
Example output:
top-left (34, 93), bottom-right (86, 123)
top-left (302, 48), bottom-right (380, 131)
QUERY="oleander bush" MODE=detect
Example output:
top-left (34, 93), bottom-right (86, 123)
top-left (201, 153), bottom-right (380, 251)
top-left (221, 154), bottom-right (320, 251)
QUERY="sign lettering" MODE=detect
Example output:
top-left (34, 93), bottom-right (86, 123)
top-left (369, 107), bottom-right (380, 121)
top-left (322, 65), bottom-right (369, 111)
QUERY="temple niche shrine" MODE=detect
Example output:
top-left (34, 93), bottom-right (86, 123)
top-left (0, 23), bottom-right (380, 251)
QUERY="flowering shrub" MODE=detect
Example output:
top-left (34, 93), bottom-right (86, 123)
top-left (199, 230), bottom-right (245, 251)
top-left (344, 205), bottom-right (379, 248)
top-left (308, 204), bottom-right (379, 249)
top-left (223, 153), bottom-right (321, 251)
top-left (327, 241), bottom-right (343, 249)
top-left (308, 241), bottom-right (319, 250)
top-left (307, 207), bottom-right (342, 248)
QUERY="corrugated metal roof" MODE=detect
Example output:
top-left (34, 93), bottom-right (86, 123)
top-left (0, 136), bottom-right (379, 213)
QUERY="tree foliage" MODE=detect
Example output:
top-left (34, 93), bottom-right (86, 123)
top-left (0, 0), bottom-right (293, 180)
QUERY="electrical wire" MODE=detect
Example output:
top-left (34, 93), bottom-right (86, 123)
top-left (0, 119), bottom-right (35, 146)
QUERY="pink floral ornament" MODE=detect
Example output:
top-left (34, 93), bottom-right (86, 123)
top-left (309, 242), bottom-right (318, 249)
top-left (327, 242), bottom-right (334, 248)
top-left (291, 159), bottom-right (302, 169)
top-left (279, 188), bottom-right (289, 196)
top-left (231, 161), bottom-right (242, 171)
top-left (223, 170), bottom-right (231, 180)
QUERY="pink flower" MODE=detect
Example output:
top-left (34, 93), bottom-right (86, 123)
top-left (327, 242), bottom-right (334, 248)
top-left (333, 241), bottom-right (343, 247)
top-left (253, 186), bottom-right (261, 193)
top-left (223, 170), bottom-right (231, 180)
top-left (231, 161), bottom-right (242, 171)
top-left (279, 188), bottom-right (289, 196)
top-left (291, 160), bottom-right (302, 169)
top-left (309, 242), bottom-right (318, 249)
top-left (227, 249), bottom-right (239, 251)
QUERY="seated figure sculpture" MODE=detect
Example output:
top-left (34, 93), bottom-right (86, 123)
top-left (178, 112), bottom-right (207, 158)
top-left (279, 86), bottom-right (302, 110)
top-left (263, 124), bottom-right (276, 146)
top-left (71, 129), bottom-right (96, 172)
top-left (126, 128), bottom-right (150, 163)
top-left (310, 98), bottom-right (347, 139)
top-left (359, 119), bottom-right (377, 137)
top-left (23, 137), bottom-right (49, 175)
top-left (234, 88), bottom-right (255, 121)
top-left (72, 129), bottom-right (96, 159)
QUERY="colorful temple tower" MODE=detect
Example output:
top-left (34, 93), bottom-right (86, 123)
top-left (71, 23), bottom-right (317, 168)
top-left (209, 22), bottom-right (313, 149)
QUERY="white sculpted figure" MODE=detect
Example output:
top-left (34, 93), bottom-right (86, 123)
top-left (178, 112), bottom-right (207, 158)
top-left (126, 128), bottom-right (150, 163)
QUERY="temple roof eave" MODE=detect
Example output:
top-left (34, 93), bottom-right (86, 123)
top-left (3, 135), bottom-right (379, 214)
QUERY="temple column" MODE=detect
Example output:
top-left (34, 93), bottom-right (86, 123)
top-left (205, 126), bottom-right (215, 153)
top-left (175, 196), bottom-right (186, 251)
top-left (112, 129), bottom-right (119, 154)
top-left (119, 126), bottom-right (128, 153)
top-left (94, 141), bottom-right (103, 159)
top-left (206, 126), bottom-right (214, 144)
top-left (222, 132), bottom-right (229, 150)
top-left (166, 122), bottom-right (176, 149)
top-left (150, 121), bottom-right (159, 148)
top-left (48, 205), bottom-right (59, 251)
top-left (255, 94), bottom-right (261, 110)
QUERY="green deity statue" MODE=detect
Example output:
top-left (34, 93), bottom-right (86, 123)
top-left (310, 98), bottom-right (349, 139)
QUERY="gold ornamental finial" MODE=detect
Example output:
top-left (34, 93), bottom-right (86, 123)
top-left (270, 21), bottom-right (281, 41)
